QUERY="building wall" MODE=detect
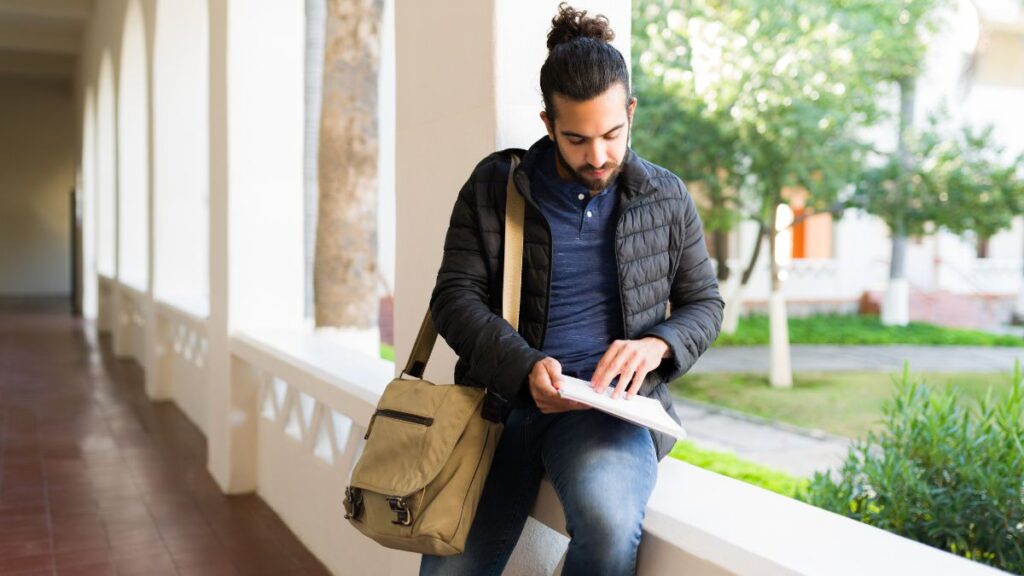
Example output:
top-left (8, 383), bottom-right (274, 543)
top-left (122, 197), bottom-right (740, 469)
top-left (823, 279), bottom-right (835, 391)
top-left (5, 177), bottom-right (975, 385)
top-left (0, 77), bottom-right (76, 295)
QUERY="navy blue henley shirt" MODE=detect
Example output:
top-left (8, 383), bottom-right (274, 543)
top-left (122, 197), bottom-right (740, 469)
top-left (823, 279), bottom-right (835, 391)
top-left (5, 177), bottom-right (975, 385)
top-left (530, 145), bottom-right (624, 380)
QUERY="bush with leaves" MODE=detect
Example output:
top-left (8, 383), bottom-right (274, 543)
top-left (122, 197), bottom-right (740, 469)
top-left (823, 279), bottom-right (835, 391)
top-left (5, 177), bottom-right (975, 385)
top-left (799, 363), bottom-right (1024, 573)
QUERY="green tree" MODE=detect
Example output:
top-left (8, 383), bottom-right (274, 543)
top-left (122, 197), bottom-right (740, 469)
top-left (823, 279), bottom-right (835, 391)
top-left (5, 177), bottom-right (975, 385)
top-left (932, 123), bottom-right (1024, 247)
top-left (633, 0), bottom-right (879, 386)
top-left (833, 0), bottom-right (950, 325)
top-left (849, 115), bottom-right (1024, 299)
top-left (631, 11), bottom-right (744, 285)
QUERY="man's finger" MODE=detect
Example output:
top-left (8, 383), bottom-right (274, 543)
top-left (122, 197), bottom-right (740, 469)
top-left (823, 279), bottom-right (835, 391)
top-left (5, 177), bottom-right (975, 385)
top-left (627, 369), bottom-right (648, 399)
top-left (592, 340), bottom-right (625, 388)
top-left (591, 350), bottom-right (614, 389)
top-left (535, 364), bottom-right (557, 398)
top-left (546, 360), bottom-right (563, 391)
top-left (612, 360), bottom-right (637, 399)
top-left (594, 349), bottom-right (630, 392)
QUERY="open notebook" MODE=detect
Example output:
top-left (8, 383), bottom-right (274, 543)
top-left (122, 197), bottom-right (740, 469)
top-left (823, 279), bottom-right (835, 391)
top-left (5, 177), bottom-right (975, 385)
top-left (557, 375), bottom-right (686, 439)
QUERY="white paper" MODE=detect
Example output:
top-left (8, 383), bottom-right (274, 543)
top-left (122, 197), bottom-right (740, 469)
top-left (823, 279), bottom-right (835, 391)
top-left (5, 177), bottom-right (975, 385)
top-left (557, 375), bottom-right (686, 439)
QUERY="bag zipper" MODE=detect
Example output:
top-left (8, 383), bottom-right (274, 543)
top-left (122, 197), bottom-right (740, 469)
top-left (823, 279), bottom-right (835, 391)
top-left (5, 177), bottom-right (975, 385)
top-left (364, 409), bottom-right (434, 439)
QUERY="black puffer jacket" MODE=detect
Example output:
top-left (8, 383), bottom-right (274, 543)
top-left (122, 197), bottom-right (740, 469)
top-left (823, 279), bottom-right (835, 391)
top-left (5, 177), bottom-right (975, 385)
top-left (430, 136), bottom-right (724, 460)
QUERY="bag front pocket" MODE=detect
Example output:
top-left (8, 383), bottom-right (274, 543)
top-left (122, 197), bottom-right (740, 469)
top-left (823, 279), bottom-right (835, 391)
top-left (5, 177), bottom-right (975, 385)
top-left (364, 409), bottom-right (434, 440)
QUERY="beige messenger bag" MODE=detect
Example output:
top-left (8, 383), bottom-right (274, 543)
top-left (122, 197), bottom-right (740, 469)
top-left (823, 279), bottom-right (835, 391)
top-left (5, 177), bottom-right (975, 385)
top-left (343, 155), bottom-right (525, 556)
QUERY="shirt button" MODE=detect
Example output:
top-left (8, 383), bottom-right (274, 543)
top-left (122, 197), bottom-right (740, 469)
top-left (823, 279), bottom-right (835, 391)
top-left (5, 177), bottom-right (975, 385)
top-left (586, 210), bottom-right (593, 218)
top-left (578, 193), bottom-right (585, 200)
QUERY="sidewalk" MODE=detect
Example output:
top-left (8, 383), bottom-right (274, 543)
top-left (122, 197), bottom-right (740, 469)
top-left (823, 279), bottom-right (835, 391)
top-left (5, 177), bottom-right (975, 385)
top-left (690, 344), bottom-right (1024, 374)
top-left (673, 398), bottom-right (851, 479)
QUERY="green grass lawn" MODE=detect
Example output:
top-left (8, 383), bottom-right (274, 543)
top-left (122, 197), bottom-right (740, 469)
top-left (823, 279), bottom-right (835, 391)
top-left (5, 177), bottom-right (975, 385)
top-left (715, 314), bottom-right (1024, 347)
top-left (669, 440), bottom-right (808, 498)
top-left (670, 370), bottom-right (1017, 439)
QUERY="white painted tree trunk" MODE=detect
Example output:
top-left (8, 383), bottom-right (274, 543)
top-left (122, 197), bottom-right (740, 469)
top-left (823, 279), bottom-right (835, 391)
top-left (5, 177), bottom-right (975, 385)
top-left (721, 225), bottom-right (766, 335)
top-left (769, 290), bottom-right (793, 388)
top-left (768, 202), bottom-right (793, 387)
top-left (1015, 283), bottom-right (1024, 320)
top-left (882, 277), bottom-right (910, 326)
top-left (1016, 232), bottom-right (1024, 322)
top-left (882, 76), bottom-right (915, 327)
top-left (720, 273), bottom-right (744, 334)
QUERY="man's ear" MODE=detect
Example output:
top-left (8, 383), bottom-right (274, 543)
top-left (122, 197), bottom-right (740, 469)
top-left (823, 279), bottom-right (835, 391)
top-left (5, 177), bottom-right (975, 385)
top-left (627, 96), bottom-right (638, 123)
top-left (540, 111), bottom-right (555, 141)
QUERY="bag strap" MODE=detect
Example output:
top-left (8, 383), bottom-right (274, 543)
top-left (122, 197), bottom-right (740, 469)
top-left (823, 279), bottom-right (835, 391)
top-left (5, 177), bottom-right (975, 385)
top-left (501, 155), bottom-right (525, 333)
top-left (402, 154), bottom-right (524, 379)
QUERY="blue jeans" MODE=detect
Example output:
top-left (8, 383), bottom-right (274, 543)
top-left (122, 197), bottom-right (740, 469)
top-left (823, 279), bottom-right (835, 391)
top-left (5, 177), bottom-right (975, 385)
top-left (419, 405), bottom-right (658, 576)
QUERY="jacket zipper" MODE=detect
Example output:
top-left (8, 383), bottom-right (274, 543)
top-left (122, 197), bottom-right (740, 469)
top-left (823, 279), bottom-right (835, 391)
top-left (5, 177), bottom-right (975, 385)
top-left (364, 409), bottom-right (434, 439)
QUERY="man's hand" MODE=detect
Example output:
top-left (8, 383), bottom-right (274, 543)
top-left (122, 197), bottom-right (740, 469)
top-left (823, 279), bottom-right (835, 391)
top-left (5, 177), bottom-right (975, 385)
top-left (529, 357), bottom-right (590, 414)
top-left (591, 337), bottom-right (670, 399)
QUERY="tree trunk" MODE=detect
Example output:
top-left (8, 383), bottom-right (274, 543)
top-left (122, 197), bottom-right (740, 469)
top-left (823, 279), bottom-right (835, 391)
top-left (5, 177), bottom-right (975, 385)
top-left (721, 221), bottom-right (765, 334)
top-left (1014, 229), bottom-right (1024, 324)
top-left (882, 76), bottom-right (915, 327)
top-left (314, 0), bottom-right (384, 328)
top-left (768, 200), bottom-right (792, 388)
top-left (713, 229), bottom-right (730, 281)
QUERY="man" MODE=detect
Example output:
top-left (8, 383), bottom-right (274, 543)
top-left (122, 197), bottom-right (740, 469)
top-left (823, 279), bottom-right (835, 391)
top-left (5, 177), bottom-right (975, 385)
top-left (420, 5), bottom-right (724, 575)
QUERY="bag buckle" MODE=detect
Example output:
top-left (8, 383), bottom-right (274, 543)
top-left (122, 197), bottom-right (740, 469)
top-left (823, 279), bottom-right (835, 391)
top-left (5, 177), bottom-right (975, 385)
top-left (386, 496), bottom-right (412, 526)
top-left (343, 486), bottom-right (363, 520)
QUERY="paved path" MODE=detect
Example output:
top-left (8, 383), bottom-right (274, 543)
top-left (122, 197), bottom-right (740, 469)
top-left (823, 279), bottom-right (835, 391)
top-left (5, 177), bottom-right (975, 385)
top-left (691, 344), bottom-right (1024, 374)
top-left (673, 398), bottom-right (851, 479)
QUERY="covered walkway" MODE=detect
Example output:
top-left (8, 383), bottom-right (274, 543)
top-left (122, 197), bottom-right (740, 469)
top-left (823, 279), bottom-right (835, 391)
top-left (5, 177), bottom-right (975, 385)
top-left (0, 299), bottom-right (327, 576)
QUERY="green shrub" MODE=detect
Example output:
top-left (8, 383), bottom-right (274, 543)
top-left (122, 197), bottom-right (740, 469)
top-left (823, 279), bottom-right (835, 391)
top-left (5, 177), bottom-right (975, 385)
top-left (670, 440), bottom-right (809, 498)
top-left (798, 362), bottom-right (1024, 573)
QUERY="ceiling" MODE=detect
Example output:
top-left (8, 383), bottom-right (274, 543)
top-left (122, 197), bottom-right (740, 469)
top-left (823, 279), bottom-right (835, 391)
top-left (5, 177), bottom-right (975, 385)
top-left (0, 0), bottom-right (92, 80)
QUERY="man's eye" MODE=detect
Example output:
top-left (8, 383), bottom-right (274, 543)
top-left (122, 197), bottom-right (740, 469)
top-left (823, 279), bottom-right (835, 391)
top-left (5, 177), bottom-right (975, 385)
top-left (568, 138), bottom-right (584, 145)
top-left (606, 132), bottom-right (620, 140)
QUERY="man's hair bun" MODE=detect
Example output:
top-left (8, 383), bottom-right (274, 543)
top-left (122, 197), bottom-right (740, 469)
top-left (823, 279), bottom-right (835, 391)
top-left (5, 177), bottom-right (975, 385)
top-left (546, 3), bottom-right (614, 52)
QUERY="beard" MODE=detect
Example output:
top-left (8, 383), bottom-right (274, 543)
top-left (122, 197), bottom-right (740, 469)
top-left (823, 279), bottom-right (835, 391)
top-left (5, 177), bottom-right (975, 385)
top-left (553, 129), bottom-right (629, 192)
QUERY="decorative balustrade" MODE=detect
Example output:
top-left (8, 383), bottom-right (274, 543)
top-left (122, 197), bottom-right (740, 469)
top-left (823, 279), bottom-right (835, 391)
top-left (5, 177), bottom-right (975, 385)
top-left (154, 301), bottom-right (210, 434)
top-left (956, 258), bottom-right (1022, 295)
top-left (115, 282), bottom-right (147, 363)
top-left (97, 274), bottom-right (115, 333)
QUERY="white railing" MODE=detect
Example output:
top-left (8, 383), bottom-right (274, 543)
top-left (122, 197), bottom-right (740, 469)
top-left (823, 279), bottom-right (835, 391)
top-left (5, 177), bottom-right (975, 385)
top-left (97, 273), bottom-right (116, 333)
top-left (155, 300), bottom-right (210, 434)
top-left (224, 325), bottom-right (1009, 576)
top-left (116, 282), bottom-right (147, 364)
top-left (92, 274), bottom-right (1011, 575)
top-left (228, 328), bottom-right (410, 574)
top-left (941, 258), bottom-right (1022, 296)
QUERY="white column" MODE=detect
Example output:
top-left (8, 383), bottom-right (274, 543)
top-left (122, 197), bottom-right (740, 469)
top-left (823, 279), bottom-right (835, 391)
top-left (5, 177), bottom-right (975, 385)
top-left (207, 0), bottom-right (231, 490)
top-left (393, 0), bottom-right (629, 383)
top-left (207, 0), bottom-right (306, 493)
top-left (142, 0), bottom-right (163, 399)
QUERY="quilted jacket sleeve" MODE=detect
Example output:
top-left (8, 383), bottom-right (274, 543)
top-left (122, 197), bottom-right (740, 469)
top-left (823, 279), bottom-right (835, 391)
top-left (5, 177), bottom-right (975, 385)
top-left (642, 179), bottom-right (725, 383)
top-left (429, 160), bottom-right (547, 423)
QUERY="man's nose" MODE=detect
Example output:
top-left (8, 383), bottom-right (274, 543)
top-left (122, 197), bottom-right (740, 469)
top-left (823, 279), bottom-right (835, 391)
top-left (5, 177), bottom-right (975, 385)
top-left (587, 141), bottom-right (608, 169)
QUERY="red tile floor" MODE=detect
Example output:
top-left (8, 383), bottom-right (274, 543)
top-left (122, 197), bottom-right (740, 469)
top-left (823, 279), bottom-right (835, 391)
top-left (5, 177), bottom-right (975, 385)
top-left (0, 299), bottom-right (331, 575)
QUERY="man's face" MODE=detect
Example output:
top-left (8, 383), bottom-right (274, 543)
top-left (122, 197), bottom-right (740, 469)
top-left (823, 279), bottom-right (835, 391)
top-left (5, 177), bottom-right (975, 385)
top-left (541, 83), bottom-right (636, 191)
